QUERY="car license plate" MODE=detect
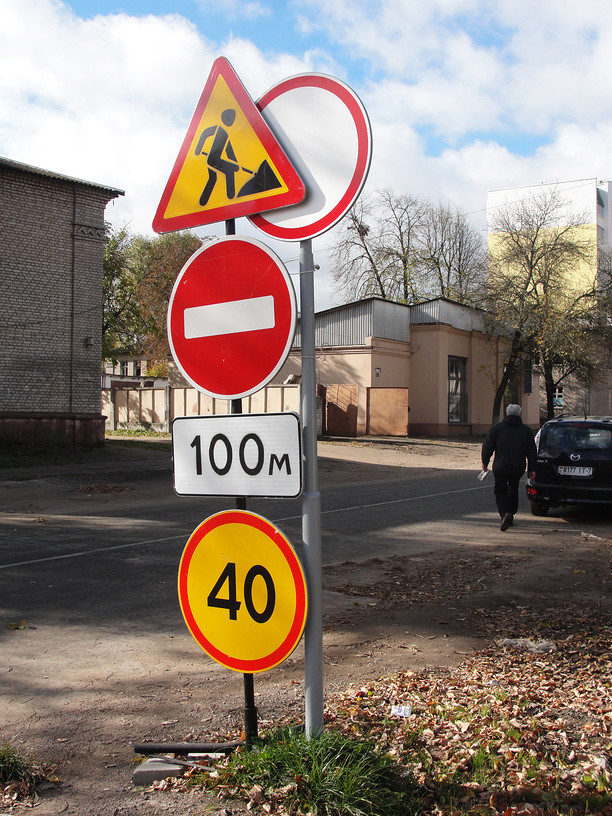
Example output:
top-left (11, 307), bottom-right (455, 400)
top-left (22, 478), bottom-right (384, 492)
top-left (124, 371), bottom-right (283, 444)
top-left (557, 465), bottom-right (593, 477)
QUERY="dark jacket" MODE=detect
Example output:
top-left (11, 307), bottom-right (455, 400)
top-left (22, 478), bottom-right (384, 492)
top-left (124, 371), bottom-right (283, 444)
top-left (481, 414), bottom-right (537, 476)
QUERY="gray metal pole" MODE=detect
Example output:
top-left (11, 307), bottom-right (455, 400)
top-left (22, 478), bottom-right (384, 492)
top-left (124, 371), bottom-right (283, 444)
top-left (299, 238), bottom-right (323, 737)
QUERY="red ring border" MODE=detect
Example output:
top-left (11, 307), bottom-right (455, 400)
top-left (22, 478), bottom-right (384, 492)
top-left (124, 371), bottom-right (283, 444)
top-left (250, 74), bottom-right (372, 241)
top-left (178, 510), bottom-right (308, 673)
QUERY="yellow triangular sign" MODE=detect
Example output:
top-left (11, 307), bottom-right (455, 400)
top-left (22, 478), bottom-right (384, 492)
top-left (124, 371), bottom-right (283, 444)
top-left (153, 58), bottom-right (305, 232)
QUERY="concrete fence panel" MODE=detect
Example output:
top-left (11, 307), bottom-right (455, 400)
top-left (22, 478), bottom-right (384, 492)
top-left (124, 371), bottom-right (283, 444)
top-left (102, 385), bottom-right (301, 432)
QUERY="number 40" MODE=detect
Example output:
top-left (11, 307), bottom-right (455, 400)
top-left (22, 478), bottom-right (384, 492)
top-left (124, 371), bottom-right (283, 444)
top-left (207, 562), bottom-right (276, 624)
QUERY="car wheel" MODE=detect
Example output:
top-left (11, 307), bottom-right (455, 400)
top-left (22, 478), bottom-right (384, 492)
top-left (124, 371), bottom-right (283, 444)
top-left (530, 501), bottom-right (549, 516)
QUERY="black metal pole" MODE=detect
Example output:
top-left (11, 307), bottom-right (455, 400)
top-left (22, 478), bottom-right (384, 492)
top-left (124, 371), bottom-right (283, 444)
top-left (226, 217), bottom-right (258, 746)
top-left (230, 394), bottom-right (258, 744)
top-left (134, 740), bottom-right (242, 756)
top-left (231, 397), bottom-right (258, 745)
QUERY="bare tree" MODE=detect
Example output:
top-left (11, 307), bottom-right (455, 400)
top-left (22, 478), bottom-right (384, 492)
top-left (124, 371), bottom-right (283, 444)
top-left (420, 202), bottom-right (487, 302)
top-left (331, 189), bottom-right (485, 306)
top-left (331, 190), bottom-right (427, 303)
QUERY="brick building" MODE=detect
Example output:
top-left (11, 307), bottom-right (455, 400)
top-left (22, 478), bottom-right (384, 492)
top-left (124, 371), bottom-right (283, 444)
top-left (0, 157), bottom-right (123, 446)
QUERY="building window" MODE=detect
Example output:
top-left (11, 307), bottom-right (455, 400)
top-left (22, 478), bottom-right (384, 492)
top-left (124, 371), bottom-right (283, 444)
top-left (448, 356), bottom-right (468, 423)
top-left (553, 385), bottom-right (564, 409)
top-left (120, 361), bottom-right (128, 377)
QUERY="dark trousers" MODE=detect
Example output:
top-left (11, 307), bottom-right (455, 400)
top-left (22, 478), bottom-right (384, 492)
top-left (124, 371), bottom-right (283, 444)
top-left (493, 470), bottom-right (522, 518)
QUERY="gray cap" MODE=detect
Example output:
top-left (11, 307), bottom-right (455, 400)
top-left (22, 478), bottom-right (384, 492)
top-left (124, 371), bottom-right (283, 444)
top-left (506, 404), bottom-right (522, 416)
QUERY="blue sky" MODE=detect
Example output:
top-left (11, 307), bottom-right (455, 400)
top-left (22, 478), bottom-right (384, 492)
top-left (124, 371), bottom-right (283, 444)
top-left (70, 1), bottom-right (312, 46)
top-left (65, 0), bottom-right (378, 102)
top-left (3, 0), bottom-right (612, 307)
top-left (69, 0), bottom-right (311, 54)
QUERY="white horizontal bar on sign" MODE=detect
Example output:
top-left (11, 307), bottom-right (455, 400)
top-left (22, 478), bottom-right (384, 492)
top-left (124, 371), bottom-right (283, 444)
top-left (183, 295), bottom-right (275, 339)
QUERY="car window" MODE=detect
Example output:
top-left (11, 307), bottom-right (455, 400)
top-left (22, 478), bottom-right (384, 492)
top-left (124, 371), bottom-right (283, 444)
top-left (540, 427), bottom-right (573, 451)
top-left (540, 425), bottom-right (612, 452)
top-left (583, 428), bottom-right (612, 449)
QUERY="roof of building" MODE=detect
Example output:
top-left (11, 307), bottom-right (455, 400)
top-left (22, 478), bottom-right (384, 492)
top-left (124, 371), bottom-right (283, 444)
top-left (0, 156), bottom-right (124, 197)
top-left (314, 295), bottom-right (484, 316)
top-left (313, 296), bottom-right (408, 317)
top-left (293, 296), bottom-right (486, 348)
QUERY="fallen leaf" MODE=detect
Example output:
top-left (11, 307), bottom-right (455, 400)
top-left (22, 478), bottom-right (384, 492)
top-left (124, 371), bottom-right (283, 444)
top-left (8, 620), bottom-right (28, 630)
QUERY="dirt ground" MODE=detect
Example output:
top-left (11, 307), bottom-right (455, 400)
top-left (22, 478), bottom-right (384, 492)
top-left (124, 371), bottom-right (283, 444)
top-left (1, 437), bottom-right (610, 815)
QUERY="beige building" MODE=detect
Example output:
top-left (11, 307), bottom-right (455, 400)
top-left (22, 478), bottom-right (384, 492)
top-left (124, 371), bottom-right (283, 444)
top-left (272, 298), bottom-right (540, 437)
top-left (122, 296), bottom-right (540, 437)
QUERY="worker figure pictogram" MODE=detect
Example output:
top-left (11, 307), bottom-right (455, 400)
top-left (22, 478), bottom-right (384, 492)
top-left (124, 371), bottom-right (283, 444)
top-left (194, 107), bottom-right (285, 208)
top-left (195, 108), bottom-right (240, 207)
top-left (152, 56), bottom-right (307, 232)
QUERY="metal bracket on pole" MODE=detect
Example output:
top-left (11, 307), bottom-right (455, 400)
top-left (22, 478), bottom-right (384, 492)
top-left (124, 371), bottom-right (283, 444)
top-left (299, 238), bottom-right (324, 737)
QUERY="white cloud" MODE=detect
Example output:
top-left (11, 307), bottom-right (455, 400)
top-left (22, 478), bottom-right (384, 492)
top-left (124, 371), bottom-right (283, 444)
top-left (0, 0), bottom-right (316, 235)
top-left (5, 0), bottom-right (612, 307)
top-left (295, 0), bottom-right (612, 141)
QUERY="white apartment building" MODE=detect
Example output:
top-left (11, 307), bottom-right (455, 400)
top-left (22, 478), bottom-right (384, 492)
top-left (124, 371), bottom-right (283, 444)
top-left (488, 177), bottom-right (611, 280)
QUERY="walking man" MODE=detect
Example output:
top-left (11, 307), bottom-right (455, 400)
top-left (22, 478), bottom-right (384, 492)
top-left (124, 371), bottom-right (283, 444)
top-left (481, 404), bottom-right (537, 531)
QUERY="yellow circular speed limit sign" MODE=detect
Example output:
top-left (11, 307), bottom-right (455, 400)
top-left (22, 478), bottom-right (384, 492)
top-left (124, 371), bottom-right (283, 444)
top-left (178, 510), bottom-right (308, 673)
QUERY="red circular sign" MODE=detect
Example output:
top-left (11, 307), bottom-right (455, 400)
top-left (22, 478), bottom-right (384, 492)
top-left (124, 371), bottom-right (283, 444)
top-left (178, 510), bottom-right (308, 673)
top-left (249, 74), bottom-right (372, 242)
top-left (167, 237), bottom-right (297, 399)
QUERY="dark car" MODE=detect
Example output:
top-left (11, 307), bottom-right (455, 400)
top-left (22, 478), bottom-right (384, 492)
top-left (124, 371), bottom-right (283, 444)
top-left (526, 416), bottom-right (612, 515)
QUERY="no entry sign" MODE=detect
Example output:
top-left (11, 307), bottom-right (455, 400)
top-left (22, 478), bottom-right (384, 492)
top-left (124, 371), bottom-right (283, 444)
top-left (178, 510), bottom-right (308, 673)
top-left (167, 236), bottom-right (297, 400)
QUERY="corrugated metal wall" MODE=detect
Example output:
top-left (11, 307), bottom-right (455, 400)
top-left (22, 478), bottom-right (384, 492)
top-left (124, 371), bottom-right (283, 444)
top-left (372, 299), bottom-right (411, 342)
top-left (294, 299), bottom-right (410, 348)
top-left (409, 300), bottom-right (485, 332)
top-left (293, 297), bottom-right (483, 349)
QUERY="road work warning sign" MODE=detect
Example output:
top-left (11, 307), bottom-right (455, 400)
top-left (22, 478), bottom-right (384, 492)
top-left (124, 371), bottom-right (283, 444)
top-left (153, 57), bottom-right (305, 232)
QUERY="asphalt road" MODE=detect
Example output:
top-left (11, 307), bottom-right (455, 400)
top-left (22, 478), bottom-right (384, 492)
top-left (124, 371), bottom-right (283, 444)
top-left (1, 438), bottom-right (610, 631)
top-left (2, 453), bottom-right (478, 597)
top-left (2, 437), bottom-right (610, 816)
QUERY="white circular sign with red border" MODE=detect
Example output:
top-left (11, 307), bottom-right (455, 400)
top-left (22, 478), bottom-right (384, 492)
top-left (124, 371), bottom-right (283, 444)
top-left (167, 236), bottom-right (297, 400)
top-left (249, 74), bottom-right (372, 242)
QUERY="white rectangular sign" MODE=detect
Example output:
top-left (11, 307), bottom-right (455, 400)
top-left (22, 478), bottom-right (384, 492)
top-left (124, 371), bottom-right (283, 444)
top-left (172, 412), bottom-right (302, 498)
top-left (183, 295), bottom-right (275, 339)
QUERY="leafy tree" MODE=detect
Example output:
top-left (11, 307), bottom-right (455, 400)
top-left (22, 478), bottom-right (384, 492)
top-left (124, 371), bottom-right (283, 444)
top-left (130, 231), bottom-right (204, 363)
top-left (331, 189), bottom-right (485, 305)
top-left (484, 186), bottom-right (603, 423)
top-left (102, 225), bottom-right (204, 366)
top-left (102, 224), bottom-right (144, 362)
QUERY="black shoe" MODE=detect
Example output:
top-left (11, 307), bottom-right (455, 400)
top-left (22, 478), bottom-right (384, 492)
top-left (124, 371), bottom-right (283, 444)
top-left (500, 513), bottom-right (513, 531)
